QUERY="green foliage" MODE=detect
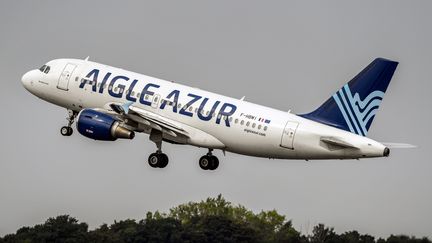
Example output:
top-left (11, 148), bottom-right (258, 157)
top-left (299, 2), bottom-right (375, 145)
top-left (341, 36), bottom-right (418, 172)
top-left (2, 215), bottom-right (88, 243)
top-left (0, 196), bottom-right (430, 243)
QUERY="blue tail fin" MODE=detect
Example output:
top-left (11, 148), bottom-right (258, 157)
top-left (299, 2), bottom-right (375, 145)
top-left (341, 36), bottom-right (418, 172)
top-left (300, 58), bottom-right (398, 136)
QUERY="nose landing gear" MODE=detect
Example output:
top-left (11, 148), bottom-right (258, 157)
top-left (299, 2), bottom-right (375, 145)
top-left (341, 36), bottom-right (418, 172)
top-left (60, 109), bottom-right (77, 136)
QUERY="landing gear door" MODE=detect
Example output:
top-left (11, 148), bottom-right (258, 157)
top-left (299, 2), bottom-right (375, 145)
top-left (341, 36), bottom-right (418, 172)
top-left (57, 63), bottom-right (77, 91)
top-left (280, 121), bottom-right (299, 149)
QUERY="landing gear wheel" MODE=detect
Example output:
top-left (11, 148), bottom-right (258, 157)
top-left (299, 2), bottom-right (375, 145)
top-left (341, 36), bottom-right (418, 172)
top-left (148, 153), bottom-right (160, 168)
top-left (60, 126), bottom-right (73, 136)
top-left (209, 156), bottom-right (219, 170)
top-left (148, 153), bottom-right (169, 168)
top-left (159, 154), bottom-right (169, 168)
top-left (199, 155), bottom-right (215, 170)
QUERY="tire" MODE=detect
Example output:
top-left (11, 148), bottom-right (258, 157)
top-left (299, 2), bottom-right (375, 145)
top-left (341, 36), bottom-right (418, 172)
top-left (159, 154), bottom-right (169, 168)
top-left (148, 153), bottom-right (160, 168)
top-left (209, 156), bottom-right (219, 170)
top-left (60, 126), bottom-right (70, 136)
top-left (199, 156), bottom-right (211, 170)
top-left (67, 127), bottom-right (73, 136)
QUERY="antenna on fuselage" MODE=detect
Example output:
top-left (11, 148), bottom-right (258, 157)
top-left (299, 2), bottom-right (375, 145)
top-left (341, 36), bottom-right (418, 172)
top-left (84, 56), bottom-right (90, 61)
top-left (240, 96), bottom-right (245, 101)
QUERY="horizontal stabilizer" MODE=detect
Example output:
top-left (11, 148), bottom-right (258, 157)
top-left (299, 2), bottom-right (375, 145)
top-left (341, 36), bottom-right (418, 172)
top-left (381, 142), bottom-right (417, 149)
top-left (320, 136), bottom-right (358, 149)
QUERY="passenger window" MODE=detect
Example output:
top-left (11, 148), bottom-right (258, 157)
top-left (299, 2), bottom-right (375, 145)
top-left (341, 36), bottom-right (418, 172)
top-left (235, 118), bottom-right (238, 124)
top-left (178, 104), bottom-right (181, 109)
top-left (258, 124), bottom-right (262, 130)
top-left (252, 123), bottom-right (256, 128)
top-left (240, 120), bottom-right (244, 125)
top-left (131, 91), bottom-right (135, 96)
top-left (229, 117), bottom-right (233, 122)
top-left (189, 106), bottom-right (193, 112)
top-left (264, 126), bottom-right (268, 131)
top-left (246, 121), bottom-right (250, 127)
top-left (114, 87), bottom-right (119, 92)
top-left (137, 92), bottom-right (140, 97)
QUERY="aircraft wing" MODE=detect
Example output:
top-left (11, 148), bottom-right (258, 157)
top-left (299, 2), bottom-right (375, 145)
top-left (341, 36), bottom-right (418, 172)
top-left (108, 102), bottom-right (189, 138)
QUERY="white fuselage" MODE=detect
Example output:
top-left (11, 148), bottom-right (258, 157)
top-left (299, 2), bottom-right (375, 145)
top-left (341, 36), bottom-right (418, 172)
top-left (22, 58), bottom-right (387, 160)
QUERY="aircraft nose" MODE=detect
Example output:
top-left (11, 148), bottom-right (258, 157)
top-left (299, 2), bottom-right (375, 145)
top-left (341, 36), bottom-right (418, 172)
top-left (21, 70), bottom-right (37, 89)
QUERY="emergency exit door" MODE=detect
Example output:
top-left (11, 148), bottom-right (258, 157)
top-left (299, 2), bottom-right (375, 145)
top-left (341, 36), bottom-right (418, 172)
top-left (280, 121), bottom-right (299, 149)
top-left (57, 63), bottom-right (77, 91)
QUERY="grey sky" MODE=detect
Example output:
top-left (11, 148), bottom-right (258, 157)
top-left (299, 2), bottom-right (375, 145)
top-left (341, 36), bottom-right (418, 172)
top-left (1, 0), bottom-right (431, 238)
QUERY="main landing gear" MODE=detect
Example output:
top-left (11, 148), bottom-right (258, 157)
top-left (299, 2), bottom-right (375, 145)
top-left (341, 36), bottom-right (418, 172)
top-left (148, 130), bottom-right (169, 168)
top-left (148, 152), bottom-right (169, 168)
top-left (199, 149), bottom-right (219, 171)
top-left (60, 109), bottom-right (77, 136)
top-left (146, 130), bottom-right (220, 170)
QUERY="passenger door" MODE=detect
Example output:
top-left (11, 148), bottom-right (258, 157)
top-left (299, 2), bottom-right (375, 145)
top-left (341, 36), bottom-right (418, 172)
top-left (280, 121), bottom-right (299, 149)
top-left (57, 63), bottom-right (77, 91)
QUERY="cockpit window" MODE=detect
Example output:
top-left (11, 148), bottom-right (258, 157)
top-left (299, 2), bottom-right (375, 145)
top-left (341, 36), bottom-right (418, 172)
top-left (39, 65), bottom-right (51, 74)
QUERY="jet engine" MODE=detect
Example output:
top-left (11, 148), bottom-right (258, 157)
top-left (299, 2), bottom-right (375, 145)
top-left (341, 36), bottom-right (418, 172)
top-left (76, 109), bottom-right (135, 141)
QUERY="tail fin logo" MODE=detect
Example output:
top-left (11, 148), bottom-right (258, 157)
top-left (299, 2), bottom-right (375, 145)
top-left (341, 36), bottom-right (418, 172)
top-left (332, 84), bottom-right (384, 136)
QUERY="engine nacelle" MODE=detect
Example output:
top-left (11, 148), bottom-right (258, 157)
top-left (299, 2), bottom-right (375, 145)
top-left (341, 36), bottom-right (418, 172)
top-left (76, 109), bottom-right (135, 141)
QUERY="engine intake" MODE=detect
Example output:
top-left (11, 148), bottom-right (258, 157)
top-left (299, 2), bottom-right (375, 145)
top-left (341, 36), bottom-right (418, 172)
top-left (76, 109), bottom-right (135, 141)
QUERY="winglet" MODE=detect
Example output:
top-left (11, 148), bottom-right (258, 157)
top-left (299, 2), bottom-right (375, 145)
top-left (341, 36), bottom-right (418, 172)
top-left (109, 101), bottom-right (134, 115)
top-left (121, 101), bottom-right (134, 114)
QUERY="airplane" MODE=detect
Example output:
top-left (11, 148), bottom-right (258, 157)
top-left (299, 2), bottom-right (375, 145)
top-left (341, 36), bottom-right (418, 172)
top-left (21, 57), bottom-right (413, 170)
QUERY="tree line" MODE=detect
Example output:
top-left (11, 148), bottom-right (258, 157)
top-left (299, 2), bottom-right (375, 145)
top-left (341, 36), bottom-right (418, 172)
top-left (1, 195), bottom-right (429, 243)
